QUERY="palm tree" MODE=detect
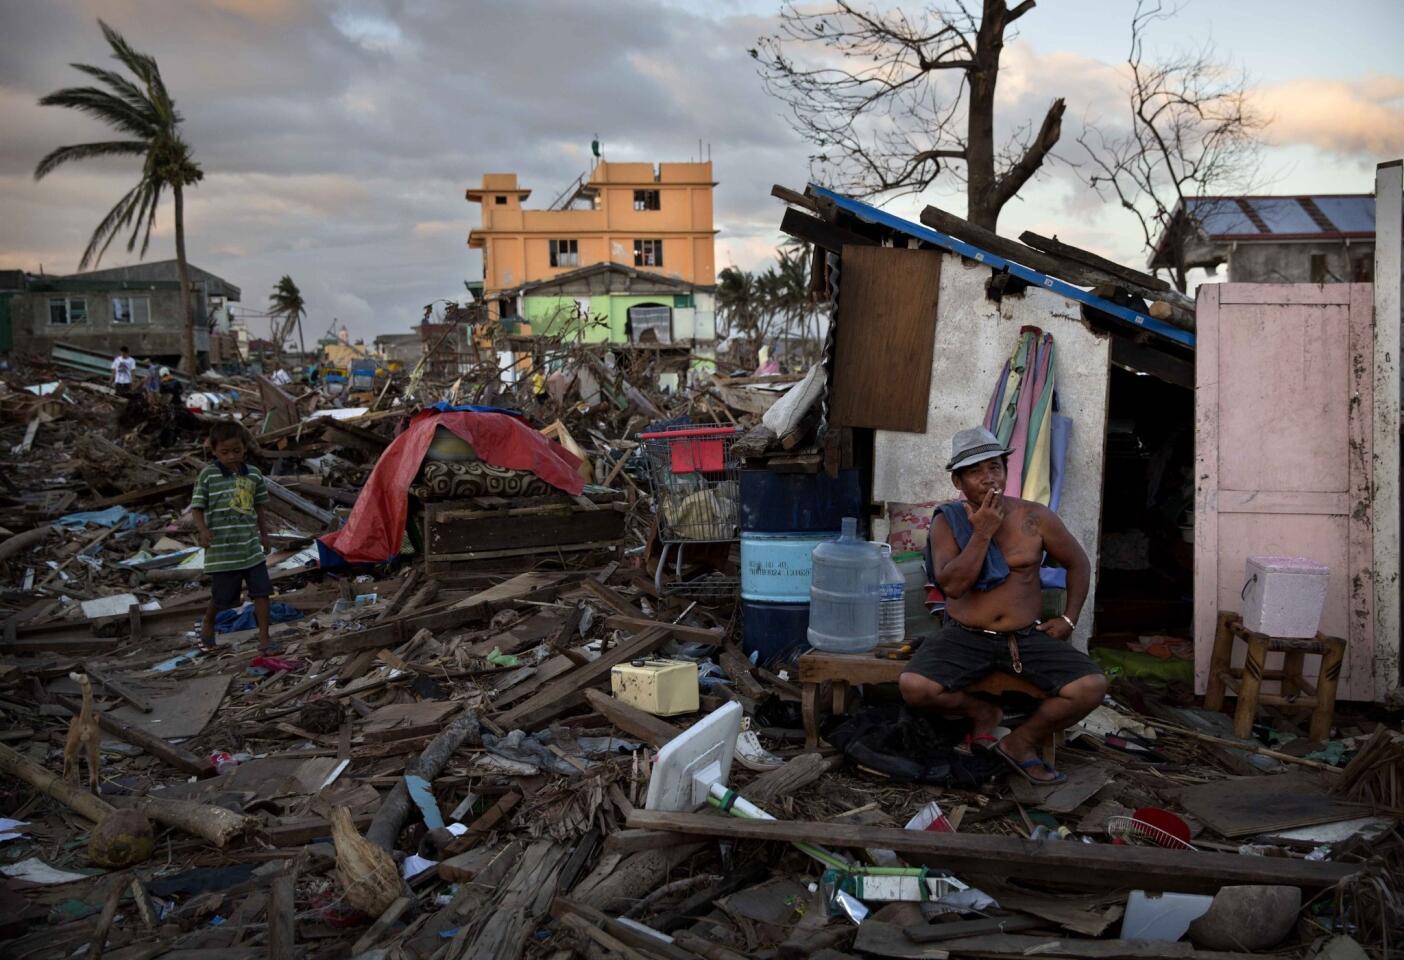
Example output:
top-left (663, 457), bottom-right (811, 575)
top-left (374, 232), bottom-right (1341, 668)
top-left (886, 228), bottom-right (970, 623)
top-left (34, 20), bottom-right (204, 373)
top-left (268, 275), bottom-right (307, 366)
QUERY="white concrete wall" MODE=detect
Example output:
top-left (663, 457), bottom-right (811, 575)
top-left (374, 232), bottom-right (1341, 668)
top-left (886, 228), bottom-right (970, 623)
top-left (872, 253), bottom-right (1111, 651)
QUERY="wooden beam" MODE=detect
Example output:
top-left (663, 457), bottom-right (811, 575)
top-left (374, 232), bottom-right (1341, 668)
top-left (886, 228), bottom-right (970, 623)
top-left (582, 689), bottom-right (681, 748)
top-left (495, 627), bottom-right (671, 731)
top-left (780, 207), bottom-right (876, 254)
top-left (920, 205), bottom-right (1194, 327)
top-left (770, 183), bottom-right (818, 211)
top-left (602, 616), bottom-right (722, 645)
top-left (624, 811), bottom-right (1360, 892)
top-left (264, 477), bottom-right (338, 528)
top-left (1019, 230), bottom-right (1170, 292)
top-left (1109, 337), bottom-right (1194, 390)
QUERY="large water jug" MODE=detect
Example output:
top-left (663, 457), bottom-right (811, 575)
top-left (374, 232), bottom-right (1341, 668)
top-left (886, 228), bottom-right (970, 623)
top-left (807, 517), bottom-right (881, 653)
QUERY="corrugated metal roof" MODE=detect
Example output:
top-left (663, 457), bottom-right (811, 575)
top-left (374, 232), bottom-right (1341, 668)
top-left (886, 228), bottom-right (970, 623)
top-left (809, 185), bottom-right (1194, 348)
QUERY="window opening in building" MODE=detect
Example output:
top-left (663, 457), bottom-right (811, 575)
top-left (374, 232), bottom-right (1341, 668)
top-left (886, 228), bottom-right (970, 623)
top-left (634, 189), bottom-right (660, 211)
top-left (112, 295), bottom-right (151, 325)
top-left (549, 238), bottom-right (579, 268)
top-left (494, 195), bottom-right (507, 205)
top-left (1309, 253), bottom-right (1328, 283)
top-left (634, 238), bottom-right (663, 267)
top-left (47, 296), bottom-right (88, 325)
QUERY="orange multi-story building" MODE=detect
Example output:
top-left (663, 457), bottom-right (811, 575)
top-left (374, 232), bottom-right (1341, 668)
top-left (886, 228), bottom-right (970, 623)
top-left (466, 160), bottom-right (717, 323)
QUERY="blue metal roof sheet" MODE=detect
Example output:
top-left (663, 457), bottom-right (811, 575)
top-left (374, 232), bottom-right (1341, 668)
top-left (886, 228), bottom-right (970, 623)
top-left (1249, 198), bottom-right (1318, 234)
top-left (1313, 196), bottom-right (1376, 233)
top-left (809, 185), bottom-right (1194, 349)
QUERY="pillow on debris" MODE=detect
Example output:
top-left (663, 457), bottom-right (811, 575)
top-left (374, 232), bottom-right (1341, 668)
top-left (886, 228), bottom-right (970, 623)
top-left (827, 703), bottom-right (1003, 787)
top-left (887, 501), bottom-right (939, 553)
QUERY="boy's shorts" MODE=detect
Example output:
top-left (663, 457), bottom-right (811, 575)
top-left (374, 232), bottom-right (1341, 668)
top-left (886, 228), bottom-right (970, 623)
top-left (211, 562), bottom-right (272, 612)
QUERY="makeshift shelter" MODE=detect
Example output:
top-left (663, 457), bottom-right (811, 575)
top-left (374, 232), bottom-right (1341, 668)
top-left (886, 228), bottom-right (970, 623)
top-left (776, 184), bottom-right (1195, 651)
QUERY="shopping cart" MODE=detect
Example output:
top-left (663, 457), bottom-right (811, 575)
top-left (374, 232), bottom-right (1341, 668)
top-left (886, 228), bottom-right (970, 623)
top-left (638, 425), bottom-right (740, 599)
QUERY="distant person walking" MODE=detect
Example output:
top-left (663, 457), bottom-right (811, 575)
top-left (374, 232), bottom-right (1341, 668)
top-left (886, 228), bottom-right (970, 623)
top-left (111, 346), bottom-right (136, 396)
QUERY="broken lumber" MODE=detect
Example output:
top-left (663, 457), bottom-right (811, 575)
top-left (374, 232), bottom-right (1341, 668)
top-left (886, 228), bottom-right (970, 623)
top-left (496, 627), bottom-right (671, 731)
top-left (0, 741), bottom-right (114, 823)
top-left (602, 615), bottom-right (723, 645)
top-left (582, 689), bottom-right (680, 748)
top-left (55, 695), bottom-right (211, 777)
top-left (365, 709), bottom-right (480, 850)
top-left (743, 751), bottom-right (845, 805)
top-left (625, 810), bottom-right (1360, 892)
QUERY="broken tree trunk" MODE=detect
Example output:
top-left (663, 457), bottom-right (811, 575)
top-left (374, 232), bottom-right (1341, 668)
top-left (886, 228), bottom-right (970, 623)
top-left (110, 796), bottom-right (254, 848)
top-left (365, 709), bottom-right (480, 850)
top-left (0, 742), bottom-right (114, 822)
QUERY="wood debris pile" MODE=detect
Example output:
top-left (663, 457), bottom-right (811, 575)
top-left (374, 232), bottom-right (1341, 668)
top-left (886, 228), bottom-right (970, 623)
top-left (0, 352), bottom-right (1400, 960)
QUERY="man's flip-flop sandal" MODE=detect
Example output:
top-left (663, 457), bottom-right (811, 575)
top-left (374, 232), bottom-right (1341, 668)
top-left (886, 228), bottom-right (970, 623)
top-left (995, 744), bottom-right (1068, 786)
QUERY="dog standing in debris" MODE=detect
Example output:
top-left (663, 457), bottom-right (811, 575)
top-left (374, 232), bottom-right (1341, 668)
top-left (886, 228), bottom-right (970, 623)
top-left (63, 673), bottom-right (101, 792)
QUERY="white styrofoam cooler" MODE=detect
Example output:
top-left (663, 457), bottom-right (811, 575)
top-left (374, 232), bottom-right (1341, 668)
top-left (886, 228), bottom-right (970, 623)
top-left (1241, 555), bottom-right (1329, 638)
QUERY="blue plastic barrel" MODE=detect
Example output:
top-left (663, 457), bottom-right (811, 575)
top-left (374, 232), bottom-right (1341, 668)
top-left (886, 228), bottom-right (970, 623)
top-left (739, 469), bottom-right (863, 532)
top-left (741, 599), bottom-right (811, 669)
top-left (741, 531), bottom-right (837, 602)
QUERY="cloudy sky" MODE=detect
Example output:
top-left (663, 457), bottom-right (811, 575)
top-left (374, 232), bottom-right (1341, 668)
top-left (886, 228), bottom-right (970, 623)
top-left (1, 0), bottom-right (1401, 344)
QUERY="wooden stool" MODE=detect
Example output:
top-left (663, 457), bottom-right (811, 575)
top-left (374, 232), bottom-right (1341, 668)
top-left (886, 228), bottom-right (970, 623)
top-left (1203, 611), bottom-right (1346, 742)
top-left (798, 650), bottom-right (1056, 766)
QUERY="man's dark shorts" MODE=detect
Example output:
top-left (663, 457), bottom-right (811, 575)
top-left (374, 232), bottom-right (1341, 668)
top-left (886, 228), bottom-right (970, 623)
top-left (210, 562), bottom-right (272, 612)
top-left (902, 618), bottom-right (1101, 695)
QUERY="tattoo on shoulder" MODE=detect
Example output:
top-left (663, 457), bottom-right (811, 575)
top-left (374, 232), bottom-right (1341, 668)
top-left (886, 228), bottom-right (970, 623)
top-left (1022, 510), bottom-right (1041, 535)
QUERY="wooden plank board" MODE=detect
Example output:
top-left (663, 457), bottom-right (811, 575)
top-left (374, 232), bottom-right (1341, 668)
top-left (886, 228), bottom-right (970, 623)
top-left (1177, 771), bottom-right (1365, 837)
top-left (428, 505), bottom-right (624, 555)
top-left (624, 811), bottom-right (1359, 892)
top-left (829, 245), bottom-right (940, 433)
top-left (495, 627), bottom-right (670, 731)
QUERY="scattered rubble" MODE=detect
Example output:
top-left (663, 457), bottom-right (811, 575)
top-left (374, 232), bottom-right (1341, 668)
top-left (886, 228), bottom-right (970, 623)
top-left (0, 325), bottom-right (1400, 960)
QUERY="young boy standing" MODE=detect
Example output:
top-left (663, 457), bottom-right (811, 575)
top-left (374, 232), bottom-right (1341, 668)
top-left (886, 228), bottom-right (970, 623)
top-left (191, 422), bottom-right (274, 654)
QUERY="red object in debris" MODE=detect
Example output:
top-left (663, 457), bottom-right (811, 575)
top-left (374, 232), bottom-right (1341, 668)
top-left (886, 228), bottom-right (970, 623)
top-left (250, 655), bottom-right (300, 673)
top-left (319, 410), bottom-right (585, 567)
top-left (640, 426), bottom-right (736, 475)
top-left (1132, 807), bottom-right (1193, 848)
top-left (208, 752), bottom-right (237, 775)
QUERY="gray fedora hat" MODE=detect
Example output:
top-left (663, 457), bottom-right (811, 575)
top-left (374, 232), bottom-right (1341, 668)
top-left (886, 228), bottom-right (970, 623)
top-left (945, 426), bottom-right (1011, 472)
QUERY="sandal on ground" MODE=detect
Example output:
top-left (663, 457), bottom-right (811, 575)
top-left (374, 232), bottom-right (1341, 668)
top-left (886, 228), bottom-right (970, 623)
top-left (994, 742), bottom-right (1068, 786)
top-left (955, 732), bottom-right (1000, 756)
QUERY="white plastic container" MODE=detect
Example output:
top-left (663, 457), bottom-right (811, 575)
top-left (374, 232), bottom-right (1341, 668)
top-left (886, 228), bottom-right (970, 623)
top-left (878, 544), bottom-right (905, 644)
top-left (1242, 555), bottom-right (1329, 638)
top-left (807, 517), bottom-right (881, 653)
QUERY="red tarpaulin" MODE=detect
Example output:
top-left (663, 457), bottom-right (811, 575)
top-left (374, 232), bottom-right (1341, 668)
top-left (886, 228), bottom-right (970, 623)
top-left (318, 410), bottom-right (584, 567)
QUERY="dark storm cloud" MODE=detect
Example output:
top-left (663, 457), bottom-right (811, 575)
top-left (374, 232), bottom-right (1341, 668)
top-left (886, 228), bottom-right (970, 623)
top-left (0, 0), bottom-right (804, 339)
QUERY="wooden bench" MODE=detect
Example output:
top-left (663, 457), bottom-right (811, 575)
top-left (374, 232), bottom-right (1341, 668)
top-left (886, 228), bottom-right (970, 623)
top-left (798, 650), bottom-right (1056, 765)
top-left (1203, 611), bottom-right (1346, 741)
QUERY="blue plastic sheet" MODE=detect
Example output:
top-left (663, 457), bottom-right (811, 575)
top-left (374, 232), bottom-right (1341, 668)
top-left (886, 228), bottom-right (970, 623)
top-left (55, 506), bottom-right (142, 529)
top-left (214, 602), bottom-right (304, 634)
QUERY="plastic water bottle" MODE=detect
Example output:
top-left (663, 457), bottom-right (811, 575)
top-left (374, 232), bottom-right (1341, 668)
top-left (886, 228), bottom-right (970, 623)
top-left (807, 517), bottom-right (881, 653)
top-left (878, 544), bottom-right (905, 645)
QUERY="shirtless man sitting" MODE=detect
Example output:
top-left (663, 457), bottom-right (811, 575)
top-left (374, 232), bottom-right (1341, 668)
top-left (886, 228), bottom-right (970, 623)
top-left (899, 427), bottom-right (1106, 785)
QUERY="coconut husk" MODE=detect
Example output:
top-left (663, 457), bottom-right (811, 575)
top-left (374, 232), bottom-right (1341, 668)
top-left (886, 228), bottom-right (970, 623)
top-left (332, 805), bottom-right (401, 916)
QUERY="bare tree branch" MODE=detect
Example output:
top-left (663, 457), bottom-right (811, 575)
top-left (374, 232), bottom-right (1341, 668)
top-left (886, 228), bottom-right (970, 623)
top-left (1076, 0), bottom-right (1267, 291)
top-left (754, 0), bottom-right (1062, 228)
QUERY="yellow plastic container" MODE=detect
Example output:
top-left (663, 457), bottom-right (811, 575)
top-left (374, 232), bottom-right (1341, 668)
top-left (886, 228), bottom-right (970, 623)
top-left (610, 659), bottom-right (700, 717)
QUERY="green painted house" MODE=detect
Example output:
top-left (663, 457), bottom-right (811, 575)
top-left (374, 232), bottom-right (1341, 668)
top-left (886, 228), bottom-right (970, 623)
top-left (494, 262), bottom-right (715, 348)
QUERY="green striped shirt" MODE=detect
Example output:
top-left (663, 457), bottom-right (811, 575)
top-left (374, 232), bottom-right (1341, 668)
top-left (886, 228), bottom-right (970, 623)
top-left (191, 463), bottom-right (269, 573)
